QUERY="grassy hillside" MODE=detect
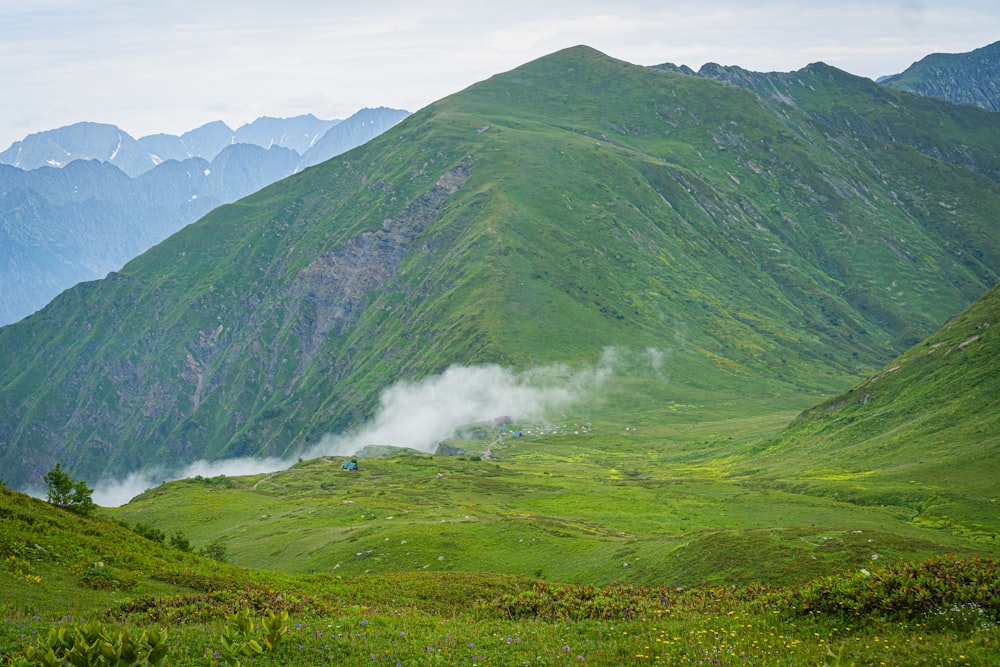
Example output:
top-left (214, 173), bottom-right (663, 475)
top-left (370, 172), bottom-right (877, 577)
top-left (4, 452), bottom-right (998, 665)
top-left (0, 483), bottom-right (259, 619)
top-left (3, 46), bottom-right (998, 665)
top-left (2, 46), bottom-right (1000, 495)
top-left (4, 274), bottom-right (999, 665)
top-left (108, 435), bottom-right (987, 588)
top-left (750, 282), bottom-right (1000, 544)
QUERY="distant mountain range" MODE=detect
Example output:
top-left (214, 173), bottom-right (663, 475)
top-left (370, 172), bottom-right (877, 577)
top-left (1, 45), bottom-right (998, 492)
top-left (1, 111), bottom-right (395, 177)
top-left (0, 108), bottom-right (409, 325)
top-left (878, 40), bottom-right (1000, 111)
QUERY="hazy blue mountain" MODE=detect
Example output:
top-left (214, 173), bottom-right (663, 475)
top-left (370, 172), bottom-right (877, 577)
top-left (2, 114), bottom-right (345, 177)
top-left (300, 107), bottom-right (410, 167)
top-left (878, 40), bottom-right (1000, 111)
top-left (0, 122), bottom-right (149, 175)
top-left (177, 121), bottom-right (237, 161)
top-left (0, 108), bottom-right (409, 325)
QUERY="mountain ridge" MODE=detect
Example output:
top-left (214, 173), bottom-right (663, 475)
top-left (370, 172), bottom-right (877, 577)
top-left (878, 40), bottom-right (1000, 111)
top-left (0, 109), bottom-right (410, 177)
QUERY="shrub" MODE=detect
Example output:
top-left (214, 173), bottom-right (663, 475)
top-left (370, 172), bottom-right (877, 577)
top-left (490, 582), bottom-right (660, 621)
top-left (131, 522), bottom-right (165, 544)
top-left (108, 585), bottom-right (316, 624)
top-left (79, 562), bottom-right (137, 591)
top-left (199, 538), bottom-right (229, 563)
top-left (169, 530), bottom-right (192, 552)
top-left (787, 554), bottom-right (1000, 622)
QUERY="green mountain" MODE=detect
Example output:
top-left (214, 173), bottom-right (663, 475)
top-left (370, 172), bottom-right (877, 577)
top-left (879, 40), bottom-right (1000, 111)
top-left (2, 46), bottom-right (1000, 492)
top-left (752, 281), bottom-right (999, 541)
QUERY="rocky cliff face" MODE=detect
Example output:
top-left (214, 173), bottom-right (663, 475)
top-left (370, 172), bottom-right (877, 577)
top-left (292, 157), bottom-right (473, 362)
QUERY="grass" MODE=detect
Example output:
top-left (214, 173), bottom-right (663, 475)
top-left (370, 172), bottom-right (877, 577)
top-left (4, 334), bottom-right (998, 664)
top-left (4, 551), bottom-right (998, 665)
top-left (749, 283), bottom-right (1000, 553)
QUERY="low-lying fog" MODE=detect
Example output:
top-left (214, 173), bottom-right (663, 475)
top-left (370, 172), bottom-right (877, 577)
top-left (91, 347), bottom-right (668, 506)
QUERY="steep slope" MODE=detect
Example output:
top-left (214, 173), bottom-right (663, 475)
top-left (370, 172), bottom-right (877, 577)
top-left (752, 282), bottom-right (999, 541)
top-left (1, 46), bottom-right (999, 491)
top-left (879, 40), bottom-right (1000, 111)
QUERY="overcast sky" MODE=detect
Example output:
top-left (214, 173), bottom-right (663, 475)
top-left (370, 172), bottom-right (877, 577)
top-left (0, 0), bottom-right (996, 150)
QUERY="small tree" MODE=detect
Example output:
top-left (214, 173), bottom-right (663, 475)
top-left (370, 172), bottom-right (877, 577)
top-left (43, 462), bottom-right (96, 515)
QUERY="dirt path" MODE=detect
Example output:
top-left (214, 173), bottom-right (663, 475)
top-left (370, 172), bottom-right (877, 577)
top-left (252, 472), bottom-right (278, 490)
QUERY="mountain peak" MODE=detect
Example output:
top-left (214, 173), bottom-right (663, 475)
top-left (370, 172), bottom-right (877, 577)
top-left (505, 44), bottom-right (628, 74)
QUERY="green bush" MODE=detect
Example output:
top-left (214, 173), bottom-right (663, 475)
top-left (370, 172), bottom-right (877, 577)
top-left (130, 523), bottom-right (165, 544)
top-left (214, 607), bottom-right (288, 667)
top-left (490, 581), bottom-right (661, 621)
top-left (79, 563), bottom-right (137, 591)
top-left (199, 538), bottom-right (229, 563)
top-left (168, 530), bottom-right (191, 552)
top-left (787, 554), bottom-right (1000, 621)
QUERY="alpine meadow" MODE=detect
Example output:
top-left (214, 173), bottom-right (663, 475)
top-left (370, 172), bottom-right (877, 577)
top-left (1, 46), bottom-right (999, 665)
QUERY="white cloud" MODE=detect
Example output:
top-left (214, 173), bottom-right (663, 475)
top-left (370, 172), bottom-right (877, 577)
top-left (91, 456), bottom-right (289, 508)
top-left (306, 353), bottom-right (618, 458)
